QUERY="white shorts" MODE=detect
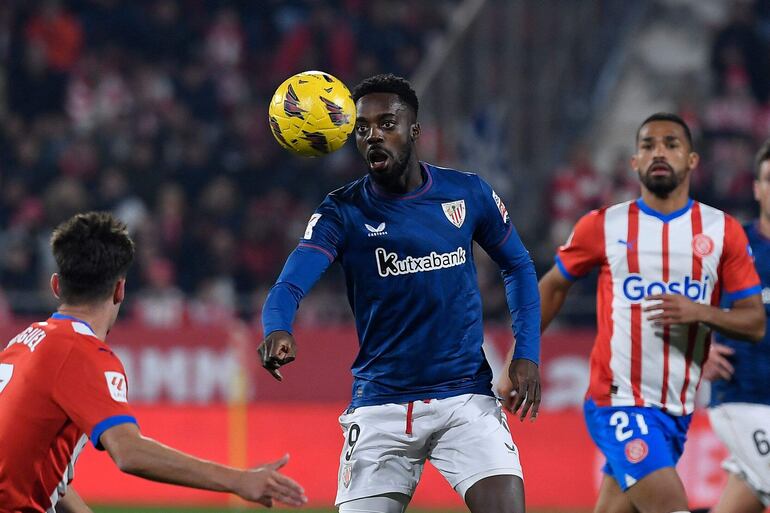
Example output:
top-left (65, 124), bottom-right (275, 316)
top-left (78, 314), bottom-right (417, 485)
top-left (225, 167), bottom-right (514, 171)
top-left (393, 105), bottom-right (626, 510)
top-left (708, 403), bottom-right (770, 506)
top-left (334, 393), bottom-right (523, 506)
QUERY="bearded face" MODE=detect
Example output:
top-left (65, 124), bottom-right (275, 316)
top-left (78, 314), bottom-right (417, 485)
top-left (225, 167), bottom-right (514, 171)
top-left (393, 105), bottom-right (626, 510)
top-left (638, 158), bottom-right (687, 198)
top-left (632, 121), bottom-right (697, 199)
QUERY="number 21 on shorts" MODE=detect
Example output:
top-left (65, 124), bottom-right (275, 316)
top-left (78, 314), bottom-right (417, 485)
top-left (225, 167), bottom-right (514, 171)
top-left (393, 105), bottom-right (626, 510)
top-left (609, 411), bottom-right (649, 441)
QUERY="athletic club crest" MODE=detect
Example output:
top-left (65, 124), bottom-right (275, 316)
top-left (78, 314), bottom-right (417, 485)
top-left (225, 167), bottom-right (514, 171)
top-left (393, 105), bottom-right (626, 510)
top-left (342, 463), bottom-right (353, 488)
top-left (442, 200), bottom-right (466, 228)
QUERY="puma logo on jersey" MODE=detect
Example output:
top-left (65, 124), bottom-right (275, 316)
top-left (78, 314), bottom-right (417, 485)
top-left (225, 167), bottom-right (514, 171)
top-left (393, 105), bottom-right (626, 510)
top-left (375, 247), bottom-right (466, 277)
top-left (365, 223), bottom-right (387, 237)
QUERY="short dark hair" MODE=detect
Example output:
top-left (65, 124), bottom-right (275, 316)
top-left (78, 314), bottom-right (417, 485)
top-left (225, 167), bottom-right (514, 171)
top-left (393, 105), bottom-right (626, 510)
top-left (636, 112), bottom-right (694, 150)
top-left (351, 74), bottom-right (419, 117)
top-left (755, 139), bottom-right (770, 178)
top-left (51, 211), bottom-right (135, 304)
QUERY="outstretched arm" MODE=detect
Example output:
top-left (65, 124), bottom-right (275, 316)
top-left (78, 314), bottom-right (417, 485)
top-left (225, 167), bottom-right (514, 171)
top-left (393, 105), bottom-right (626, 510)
top-left (259, 245), bottom-right (333, 380)
top-left (100, 423), bottom-right (307, 508)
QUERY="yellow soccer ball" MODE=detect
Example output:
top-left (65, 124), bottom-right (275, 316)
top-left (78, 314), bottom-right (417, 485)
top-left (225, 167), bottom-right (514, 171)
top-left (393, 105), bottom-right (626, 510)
top-left (268, 71), bottom-right (356, 157)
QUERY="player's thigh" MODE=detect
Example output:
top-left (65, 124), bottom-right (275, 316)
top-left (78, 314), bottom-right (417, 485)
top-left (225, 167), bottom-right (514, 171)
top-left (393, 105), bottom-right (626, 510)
top-left (594, 471), bottom-right (688, 513)
top-left (429, 394), bottom-right (522, 499)
top-left (711, 473), bottom-right (765, 513)
top-left (583, 400), bottom-right (689, 492)
top-left (593, 475), bottom-right (635, 513)
top-left (335, 404), bottom-right (428, 506)
top-left (708, 403), bottom-right (770, 508)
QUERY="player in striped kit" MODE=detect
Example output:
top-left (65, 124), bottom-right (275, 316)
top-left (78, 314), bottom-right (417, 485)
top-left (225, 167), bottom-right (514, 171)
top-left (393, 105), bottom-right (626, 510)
top-left (696, 140), bottom-right (770, 513)
top-left (536, 113), bottom-right (764, 513)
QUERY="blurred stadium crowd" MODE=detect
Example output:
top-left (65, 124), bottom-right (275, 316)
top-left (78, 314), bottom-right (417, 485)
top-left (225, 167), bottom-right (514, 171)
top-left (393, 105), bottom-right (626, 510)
top-left (0, 0), bottom-right (458, 323)
top-left (2, 0), bottom-right (770, 327)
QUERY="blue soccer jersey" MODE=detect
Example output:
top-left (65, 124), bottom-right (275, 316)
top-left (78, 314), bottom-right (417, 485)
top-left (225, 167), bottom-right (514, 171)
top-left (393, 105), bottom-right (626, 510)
top-left (711, 221), bottom-right (770, 407)
top-left (262, 163), bottom-right (540, 407)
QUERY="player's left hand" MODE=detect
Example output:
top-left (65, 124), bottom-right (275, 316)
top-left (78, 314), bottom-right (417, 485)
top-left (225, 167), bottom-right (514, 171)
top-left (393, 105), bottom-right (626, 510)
top-left (702, 342), bottom-right (735, 381)
top-left (234, 454), bottom-right (307, 508)
top-left (507, 358), bottom-right (541, 422)
top-left (643, 293), bottom-right (704, 326)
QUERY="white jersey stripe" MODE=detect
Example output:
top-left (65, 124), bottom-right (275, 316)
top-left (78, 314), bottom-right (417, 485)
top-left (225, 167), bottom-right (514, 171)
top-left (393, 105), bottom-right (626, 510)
top-left (637, 210), bottom-right (664, 407)
top-left (47, 433), bottom-right (88, 511)
top-left (675, 204), bottom-right (702, 411)
top-left (605, 202), bottom-right (632, 407)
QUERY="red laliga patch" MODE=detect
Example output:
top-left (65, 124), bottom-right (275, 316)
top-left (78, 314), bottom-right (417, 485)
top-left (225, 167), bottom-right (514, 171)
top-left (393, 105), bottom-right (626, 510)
top-left (692, 233), bottom-right (714, 257)
top-left (624, 438), bottom-right (648, 463)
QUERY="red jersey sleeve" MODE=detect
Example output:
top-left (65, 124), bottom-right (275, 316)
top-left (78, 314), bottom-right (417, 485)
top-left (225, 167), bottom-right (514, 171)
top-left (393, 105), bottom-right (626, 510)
top-left (555, 208), bottom-right (606, 280)
top-left (720, 215), bottom-right (761, 301)
top-left (52, 342), bottom-right (136, 450)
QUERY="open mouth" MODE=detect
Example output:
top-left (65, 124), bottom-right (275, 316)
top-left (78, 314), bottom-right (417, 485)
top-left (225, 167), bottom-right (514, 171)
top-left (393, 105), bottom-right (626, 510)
top-left (367, 148), bottom-right (390, 171)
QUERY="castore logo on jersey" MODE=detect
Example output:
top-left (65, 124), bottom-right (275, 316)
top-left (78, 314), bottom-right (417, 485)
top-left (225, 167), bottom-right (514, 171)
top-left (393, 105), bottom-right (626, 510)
top-left (622, 274), bottom-right (711, 302)
top-left (365, 223), bottom-right (388, 237)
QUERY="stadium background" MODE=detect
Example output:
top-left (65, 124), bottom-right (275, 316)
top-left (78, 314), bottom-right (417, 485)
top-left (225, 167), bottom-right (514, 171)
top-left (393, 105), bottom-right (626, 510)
top-left (2, 0), bottom-right (769, 511)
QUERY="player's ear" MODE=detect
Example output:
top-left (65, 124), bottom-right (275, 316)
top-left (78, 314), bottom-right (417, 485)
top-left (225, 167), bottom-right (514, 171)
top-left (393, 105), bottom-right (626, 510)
top-left (630, 154), bottom-right (639, 173)
top-left (688, 150), bottom-right (699, 170)
top-left (113, 278), bottom-right (126, 305)
top-left (50, 274), bottom-right (60, 299)
top-left (410, 122), bottom-right (420, 141)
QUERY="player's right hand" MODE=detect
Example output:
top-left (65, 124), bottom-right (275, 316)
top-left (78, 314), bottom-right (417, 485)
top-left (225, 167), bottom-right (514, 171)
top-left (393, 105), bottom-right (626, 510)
top-left (258, 330), bottom-right (296, 381)
top-left (233, 454), bottom-right (307, 508)
top-left (702, 342), bottom-right (735, 381)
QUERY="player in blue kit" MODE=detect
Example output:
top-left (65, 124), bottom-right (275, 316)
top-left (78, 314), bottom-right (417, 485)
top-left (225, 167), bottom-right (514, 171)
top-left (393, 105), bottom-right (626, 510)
top-left (258, 74), bottom-right (541, 513)
top-left (697, 140), bottom-right (770, 513)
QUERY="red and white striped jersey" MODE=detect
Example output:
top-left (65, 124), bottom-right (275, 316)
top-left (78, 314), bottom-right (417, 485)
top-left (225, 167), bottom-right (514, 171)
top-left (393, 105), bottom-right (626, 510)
top-left (0, 316), bottom-right (136, 513)
top-left (557, 199), bottom-right (761, 416)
